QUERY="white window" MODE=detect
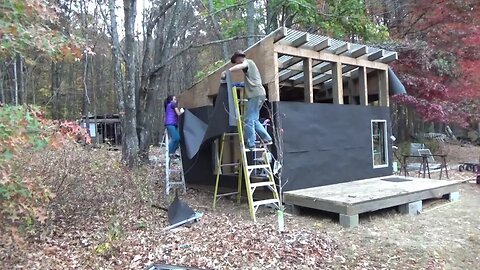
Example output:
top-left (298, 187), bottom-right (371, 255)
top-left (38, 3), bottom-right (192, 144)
top-left (371, 120), bottom-right (388, 168)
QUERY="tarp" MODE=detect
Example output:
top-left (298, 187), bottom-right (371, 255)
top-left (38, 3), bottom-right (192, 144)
top-left (182, 73), bottom-right (237, 159)
top-left (388, 68), bottom-right (407, 95)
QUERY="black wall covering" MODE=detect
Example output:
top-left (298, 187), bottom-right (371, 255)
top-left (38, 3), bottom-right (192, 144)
top-left (275, 102), bottom-right (393, 191)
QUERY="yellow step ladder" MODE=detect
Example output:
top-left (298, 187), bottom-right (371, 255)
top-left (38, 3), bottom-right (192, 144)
top-left (213, 86), bottom-right (280, 222)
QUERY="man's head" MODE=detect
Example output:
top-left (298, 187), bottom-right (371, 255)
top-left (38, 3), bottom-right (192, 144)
top-left (230, 50), bottom-right (246, 64)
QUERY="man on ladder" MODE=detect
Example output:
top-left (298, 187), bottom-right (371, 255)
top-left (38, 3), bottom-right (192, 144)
top-left (218, 51), bottom-right (281, 223)
top-left (221, 50), bottom-right (272, 148)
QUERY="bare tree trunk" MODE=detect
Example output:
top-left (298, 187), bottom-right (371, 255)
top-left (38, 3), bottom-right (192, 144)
top-left (207, 0), bottom-right (228, 60)
top-left (266, 0), bottom-right (278, 34)
top-left (123, 0), bottom-right (140, 167)
top-left (0, 66), bottom-right (5, 104)
top-left (246, 0), bottom-right (255, 47)
top-left (50, 61), bottom-right (62, 119)
top-left (14, 56), bottom-right (18, 105)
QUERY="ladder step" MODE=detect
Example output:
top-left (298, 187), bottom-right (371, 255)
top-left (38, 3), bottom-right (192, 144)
top-left (220, 163), bottom-right (240, 167)
top-left (245, 148), bottom-right (266, 152)
top-left (250, 182), bottom-right (275, 188)
top-left (169, 182), bottom-right (185, 185)
top-left (215, 191), bottom-right (239, 198)
top-left (253, 199), bottom-right (279, 207)
top-left (247, 164), bottom-right (270, 170)
top-left (224, 132), bottom-right (239, 136)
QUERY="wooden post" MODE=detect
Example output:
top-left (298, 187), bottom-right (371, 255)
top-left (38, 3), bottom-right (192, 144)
top-left (267, 51), bottom-right (280, 102)
top-left (348, 77), bottom-right (355, 105)
top-left (378, 69), bottom-right (389, 106)
top-left (359, 66), bottom-right (368, 106)
top-left (303, 58), bottom-right (313, 103)
top-left (332, 62), bottom-right (343, 104)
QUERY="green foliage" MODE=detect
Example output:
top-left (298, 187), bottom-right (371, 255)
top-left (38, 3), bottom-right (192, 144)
top-left (194, 60), bottom-right (225, 82)
top-left (0, 105), bottom-right (90, 244)
top-left (431, 51), bottom-right (458, 77)
top-left (0, 0), bottom-right (83, 59)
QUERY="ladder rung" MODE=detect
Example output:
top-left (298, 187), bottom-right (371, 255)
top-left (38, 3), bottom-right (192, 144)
top-left (250, 182), bottom-right (275, 188)
top-left (253, 199), bottom-right (279, 207)
top-left (239, 99), bottom-right (248, 102)
top-left (169, 182), bottom-right (184, 185)
top-left (220, 163), bottom-right (240, 167)
top-left (247, 164), bottom-right (270, 170)
top-left (245, 148), bottom-right (266, 152)
top-left (224, 132), bottom-right (239, 136)
top-left (215, 191), bottom-right (239, 198)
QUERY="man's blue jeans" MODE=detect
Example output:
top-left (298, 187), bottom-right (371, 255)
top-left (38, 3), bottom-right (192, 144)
top-left (244, 95), bottom-right (272, 148)
top-left (166, 125), bottom-right (180, 154)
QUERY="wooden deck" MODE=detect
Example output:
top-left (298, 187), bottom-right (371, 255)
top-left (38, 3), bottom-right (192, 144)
top-left (283, 175), bottom-right (463, 228)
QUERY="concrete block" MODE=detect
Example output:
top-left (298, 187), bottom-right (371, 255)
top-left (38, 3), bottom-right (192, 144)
top-left (398, 200), bottom-right (422, 215)
top-left (339, 214), bottom-right (359, 228)
top-left (284, 204), bottom-right (301, 215)
top-left (448, 191), bottom-right (460, 202)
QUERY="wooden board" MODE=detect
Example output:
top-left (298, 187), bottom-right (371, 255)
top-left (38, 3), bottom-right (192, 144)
top-left (283, 175), bottom-right (463, 216)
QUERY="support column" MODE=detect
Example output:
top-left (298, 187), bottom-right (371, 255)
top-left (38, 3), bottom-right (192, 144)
top-left (339, 214), bottom-right (359, 228)
top-left (359, 66), bottom-right (368, 106)
top-left (332, 62), bottom-right (343, 104)
top-left (267, 52), bottom-right (280, 102)
top-left (398, 200), bottom-right (422, 215)
top-left (348, 77), bottom-right (355, 105)
top-left (378, 69), bottom-right (389, 106)
top-left (303, 58), bottom-right (313, 103)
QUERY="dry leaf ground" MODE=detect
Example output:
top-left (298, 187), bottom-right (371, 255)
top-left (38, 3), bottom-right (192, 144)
top-left (1, 143), bottom-right (479, 270)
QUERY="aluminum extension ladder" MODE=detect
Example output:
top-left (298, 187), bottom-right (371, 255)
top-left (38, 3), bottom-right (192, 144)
top-left (161, 130), bottom-right (186, 195)
top-left (212, 86), bottom-right (280, 222)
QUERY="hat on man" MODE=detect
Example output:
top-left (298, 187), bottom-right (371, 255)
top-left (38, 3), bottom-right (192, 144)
top-left (230, 50), bottom-right (246, 63)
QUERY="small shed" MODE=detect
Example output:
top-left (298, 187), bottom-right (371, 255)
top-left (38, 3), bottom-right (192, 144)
top-left (80, 114), bottom-right (122, 146)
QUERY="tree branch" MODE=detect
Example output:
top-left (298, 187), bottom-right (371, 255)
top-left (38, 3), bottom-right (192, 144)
top-left (146, 35), bottom-right (265, 78)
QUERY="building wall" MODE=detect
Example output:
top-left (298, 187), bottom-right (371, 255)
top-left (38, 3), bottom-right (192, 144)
top-left (275, 101), bottom-right (393, 191)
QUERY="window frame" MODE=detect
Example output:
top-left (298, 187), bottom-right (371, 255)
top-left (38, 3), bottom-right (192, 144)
top-left (371, 119), bottom-right (389, 169)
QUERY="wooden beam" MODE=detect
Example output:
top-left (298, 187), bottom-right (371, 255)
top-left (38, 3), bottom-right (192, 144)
top-left (368, 50), bottom-right (384, 61)
top-left (335, 43), bottom-right (350, 55)
top-left (359, 66), bottom-right (368, 106)
top-left (303, 58), bottom-right (313, 103)
top-left (378, 69), bottom-right (389, 106)
top-left (350, 46), bottom-right (368, 58)
top-left (274, 44), bottom-right (389, 71)
top-left (348, 77), bottom-right (356, 104)
top-left (313, 38), bottom-right (331, 51)
top-left (292, 63), bottom-right (332, 86)
top-left (271, 27), bottom-right (288, 43)
top-left (279, 57), bottom-right (302, 69)
top-left (291, 33), bottom-right (309, 47)
top-left (268, 51), bottom-right (280, 101)
top-left (312, 74), bottom-right (332, 85)
top-left (332, 62), bottom-right (343, 104)
top-left (380, 52), bottom-right (398, 64)
top-left (279, 70), bottom-right (302, 82)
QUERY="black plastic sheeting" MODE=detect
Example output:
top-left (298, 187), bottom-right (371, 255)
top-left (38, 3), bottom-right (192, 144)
top-left (275, 102), bottom-right (393, 191)
top-left (389, 68), bottom-right (406, 95)
top-left (182, 82), bottom-right (236, 160)
top-left (167, 194), bottom-right (195, 225)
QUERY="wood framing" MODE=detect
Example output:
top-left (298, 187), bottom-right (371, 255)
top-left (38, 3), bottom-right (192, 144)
top-left (274, 44), bottom-right (389, 71)
top-left (178, 27), bottom-right (398, 109)
top-left (303, 58), bottom-right (313, 103)
top-left (332, 62), bottom-right (344, 104)
top-left (378, 69), bottom-right (389, 106)
top-left (359, 66), bottom-right (368, 106)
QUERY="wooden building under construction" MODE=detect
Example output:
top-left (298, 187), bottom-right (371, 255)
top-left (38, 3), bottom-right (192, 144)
top-left (177, 27), bottom-right (461, 227)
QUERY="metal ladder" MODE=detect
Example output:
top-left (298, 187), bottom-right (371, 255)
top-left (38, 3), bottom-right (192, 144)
top-left (213, 86), bottom-right (280, 222)
top-left (161, 129), bottom-right (186, 195)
